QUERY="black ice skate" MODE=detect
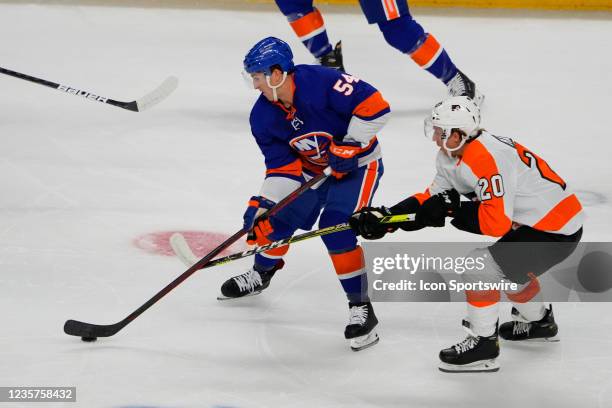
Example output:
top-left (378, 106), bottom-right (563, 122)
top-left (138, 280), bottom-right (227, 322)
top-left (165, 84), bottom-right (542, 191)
top-left (218, 260), bottom-right (284, 301)
top-left (319, 41), bottom-right (345, 72)
top-left (439, 320), bottom-right (500, 373)
top-left (499, 305), bottom-right (559, 342)
top-left (344, 301), bottom-right (379, 351)
top-left (447, 69), bottom-right (484, 106)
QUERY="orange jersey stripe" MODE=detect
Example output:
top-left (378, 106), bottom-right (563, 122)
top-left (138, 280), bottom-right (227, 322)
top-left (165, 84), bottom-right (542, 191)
top-left (466, 289), bottom-right (501, 308)
top-left (266, 158), bottom-right (303, 177)
top-left (352, 91), bottom-right (390, 119)
top-left (382, 0), bottom-right (400, 19)
top-left (289, 9), bottom-right (325, 38)
top-left (533, 194), bottom-right (582, 232)
top-left (355, 161), bottom-right (379, 210)
top-left (410, 34), bottom-right (441, 68)
top-left (462, 140), bottom-right (512, 237)
top-left (330, 246), bottom-right (365, 275)
top-left (413, 189), bottom-right (431, 205)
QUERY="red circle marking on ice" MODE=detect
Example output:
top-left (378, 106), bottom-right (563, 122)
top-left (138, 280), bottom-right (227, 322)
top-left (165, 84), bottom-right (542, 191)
top-left (133, 231), bottom-right (246, 257)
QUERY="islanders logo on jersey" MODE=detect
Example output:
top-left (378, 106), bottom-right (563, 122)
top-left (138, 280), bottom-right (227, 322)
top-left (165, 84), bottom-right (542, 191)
top-left (289, 132), bottom-right (333, 167)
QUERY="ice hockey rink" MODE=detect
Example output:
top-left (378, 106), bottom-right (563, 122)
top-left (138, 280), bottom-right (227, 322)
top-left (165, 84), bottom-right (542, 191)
top-left (1, 1), bottom-right (611, 407)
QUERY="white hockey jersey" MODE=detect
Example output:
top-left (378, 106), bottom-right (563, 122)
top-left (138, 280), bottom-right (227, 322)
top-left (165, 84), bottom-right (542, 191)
top-left (416, 131), bottom-right (584, 237)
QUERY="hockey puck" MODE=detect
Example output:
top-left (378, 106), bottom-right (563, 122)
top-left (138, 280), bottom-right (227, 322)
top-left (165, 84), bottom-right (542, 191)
top-left (81, 336), bottom-right (97, 342)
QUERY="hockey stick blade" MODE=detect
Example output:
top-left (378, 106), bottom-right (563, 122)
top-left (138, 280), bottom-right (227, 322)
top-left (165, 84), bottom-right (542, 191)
top-left (170, 232), bottom-right (199, 266)
top-left (134, 76), bottom-right (179, 112)
top-left (94, 75), bottom-right (178, 112)
top-left (64, 319), bottom-right (123, 338)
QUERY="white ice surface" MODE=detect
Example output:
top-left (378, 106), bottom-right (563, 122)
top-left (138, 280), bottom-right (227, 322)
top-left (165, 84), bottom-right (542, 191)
top-left (1, 3), bottom-right (611, 408)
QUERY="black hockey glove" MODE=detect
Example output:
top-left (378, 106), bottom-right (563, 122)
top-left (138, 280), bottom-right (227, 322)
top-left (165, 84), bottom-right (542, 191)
top-left (450, 200), bottom-right (482, 235)
top-left (349, 206), bottom-right (398, 240)
top-left (415, 189), bottom-right (460, 227)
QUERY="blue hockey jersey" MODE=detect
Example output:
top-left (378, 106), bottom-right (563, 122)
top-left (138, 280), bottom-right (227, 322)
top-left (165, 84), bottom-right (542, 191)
top-left (249, 64), bottom-right (391, 202)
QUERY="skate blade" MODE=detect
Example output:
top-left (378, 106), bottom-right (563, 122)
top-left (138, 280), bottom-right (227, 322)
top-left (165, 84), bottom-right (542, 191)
top-left (501, 335), bottom-right (560, 343)
top-left (216, 290), bottom-right (263, 301)
top-left (526, 335), bottom-right (560, 343)
top-left (350, 331), bottom-right (380, 352)
top-left (439, 359), bottom-right (500, 373)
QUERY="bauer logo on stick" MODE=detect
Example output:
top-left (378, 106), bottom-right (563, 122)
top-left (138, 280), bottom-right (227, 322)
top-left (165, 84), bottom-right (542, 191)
top-left (57, 84), bottom-right (108, 103)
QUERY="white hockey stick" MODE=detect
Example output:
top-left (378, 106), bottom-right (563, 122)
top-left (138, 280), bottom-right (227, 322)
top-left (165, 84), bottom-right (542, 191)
top-left (134, 76), bottom-right (179, 112)
top-left (0, 66), bottom-right (178, 112)
top-left (170, 233), bottom-right (199, 267)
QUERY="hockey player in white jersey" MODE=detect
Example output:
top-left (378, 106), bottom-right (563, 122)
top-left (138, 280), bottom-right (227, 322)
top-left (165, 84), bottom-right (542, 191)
top-left (350, 96), bottom-right (584, 372)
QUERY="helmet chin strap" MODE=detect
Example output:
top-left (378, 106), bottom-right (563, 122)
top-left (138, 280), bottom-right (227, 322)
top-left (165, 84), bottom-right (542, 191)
top-left (266, 72), bottom-right (288, 102)
top-left (443, 131), bottom-right (467, 157)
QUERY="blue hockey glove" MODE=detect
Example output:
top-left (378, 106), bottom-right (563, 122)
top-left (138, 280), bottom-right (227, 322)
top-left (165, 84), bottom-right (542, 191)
top-left (243, 196), bottom-right (276, 230)
top-left (328, 140), bottom-right (361, 179)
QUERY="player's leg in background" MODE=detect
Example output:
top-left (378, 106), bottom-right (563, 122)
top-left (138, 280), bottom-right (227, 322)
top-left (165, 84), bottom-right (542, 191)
top-left (274, 0), bottom-right (344, 70)
top-left (503, 275), bottom-right (558, 341)
top-left (319, 159), bottom-right (383, 350)
top-left (219, 189), bottom-right (321, 300)
top-left (357, 0), bottom-right (482, 102)
top-left (275, 0), bottom-right (331, 59)
top-left (491, 226), bottom-right (583, 341)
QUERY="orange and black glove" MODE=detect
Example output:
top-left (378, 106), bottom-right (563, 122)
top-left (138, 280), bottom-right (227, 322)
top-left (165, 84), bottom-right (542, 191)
top-left (243, 196), bottom-right (276, 246)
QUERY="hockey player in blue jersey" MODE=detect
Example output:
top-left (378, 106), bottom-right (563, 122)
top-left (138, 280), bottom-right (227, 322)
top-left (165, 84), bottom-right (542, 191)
top-left (220, 37), bottom-right (390, 351)
top-left (274, 0), bottom-right (482, 103)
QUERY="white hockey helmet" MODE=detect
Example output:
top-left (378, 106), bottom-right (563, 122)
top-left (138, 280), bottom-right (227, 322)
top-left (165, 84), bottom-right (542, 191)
top-left (424, 96), bottom-right (481, 154)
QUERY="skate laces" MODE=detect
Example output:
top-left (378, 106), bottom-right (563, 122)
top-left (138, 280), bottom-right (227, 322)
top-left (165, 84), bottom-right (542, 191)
top-left (454, 336), bottom-right (478, 354)
top-left (348, 305), bottom-right (368, 326)
top-left (233, 269), bottom-right (262, 293)
top-left (513, 321), bottom-right (531, 336)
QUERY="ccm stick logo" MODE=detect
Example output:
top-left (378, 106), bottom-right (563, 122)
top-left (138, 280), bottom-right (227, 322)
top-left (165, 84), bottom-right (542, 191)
top-left (57, 85), bottom-right (108, 103)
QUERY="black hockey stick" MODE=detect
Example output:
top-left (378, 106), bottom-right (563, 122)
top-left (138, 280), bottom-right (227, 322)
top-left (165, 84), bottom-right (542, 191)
top-left (171, 213), bottom-right (416, 268)
top-left (63, 169), bottom-right (331, 339)
top-left (0, 66), bottom-right (178, 112)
